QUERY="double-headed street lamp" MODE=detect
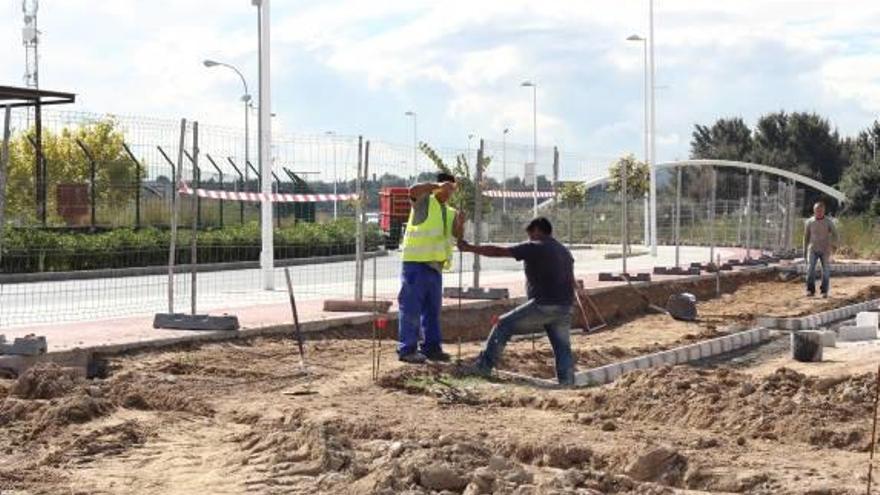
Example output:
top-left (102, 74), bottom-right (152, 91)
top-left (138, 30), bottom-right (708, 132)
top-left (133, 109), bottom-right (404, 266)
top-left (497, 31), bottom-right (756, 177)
top-left (203, 59), bottom-right (251, 185)
top-left (521, 81), bottom-right (538, 217)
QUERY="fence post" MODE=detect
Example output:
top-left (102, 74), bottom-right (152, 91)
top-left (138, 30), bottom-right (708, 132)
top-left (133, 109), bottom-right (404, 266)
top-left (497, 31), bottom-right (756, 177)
top-left (190, 122), bottom-right (199, 315)
top-left (552, 146), bottom-right (559, 214)
top-left (122, 143), bottom-right (142, 229)
top-left (788, 179), bottom-right (796, 252)
top-left (206, 154), bottom-right (224, 229)
top-left (75, 139), bottom-right (97, 230)
top-left (621, 155), bottom-right (628, 274)
top-left (225, 157), bottom-right (246, 225)
top-left (167, 119), bottom-right (186, 314)
top-left (473, 139), bottom-right (484, 289)
top-left (674, 166), bottom-right (681, 267)
top-left (745, 171), bottom-right (753, 259)
top-left (354, 136), bottom-right (364, 301)
top-left (272, 172), bottom-right (281, 229)
top-left (0, 106), bottom-right (10, 271)
top-left (709, 166), bottom-right (716, 264)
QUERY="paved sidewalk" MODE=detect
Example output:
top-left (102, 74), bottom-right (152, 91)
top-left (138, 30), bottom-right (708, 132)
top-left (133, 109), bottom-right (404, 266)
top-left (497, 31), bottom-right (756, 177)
top-left (1, 246), bottom-right (749, 355)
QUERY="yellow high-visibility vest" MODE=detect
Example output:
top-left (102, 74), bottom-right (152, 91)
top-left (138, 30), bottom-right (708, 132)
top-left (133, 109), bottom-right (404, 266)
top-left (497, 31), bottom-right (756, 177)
top-left (401, 194), bottom-right (457, 270)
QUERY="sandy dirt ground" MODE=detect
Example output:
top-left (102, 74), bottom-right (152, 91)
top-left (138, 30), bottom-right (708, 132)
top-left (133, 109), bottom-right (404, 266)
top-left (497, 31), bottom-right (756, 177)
top-left (1, 276), bottom-right (879, 495)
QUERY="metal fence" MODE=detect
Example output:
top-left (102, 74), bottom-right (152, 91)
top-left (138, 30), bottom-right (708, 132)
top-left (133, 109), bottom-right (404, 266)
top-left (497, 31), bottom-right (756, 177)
top-left (0, 107), bottom-right (807, 328)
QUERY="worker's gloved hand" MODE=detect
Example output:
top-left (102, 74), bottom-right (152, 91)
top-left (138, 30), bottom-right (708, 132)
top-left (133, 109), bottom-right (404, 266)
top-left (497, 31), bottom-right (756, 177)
top-left (457, 238), bottom-right (472, 252)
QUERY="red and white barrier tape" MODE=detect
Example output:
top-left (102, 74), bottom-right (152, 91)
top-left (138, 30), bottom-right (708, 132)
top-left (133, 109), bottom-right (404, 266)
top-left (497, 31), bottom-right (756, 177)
top-left (179, 184), bottom-right (358, 203)
top-left (483, 190), bottom-right (556, 198)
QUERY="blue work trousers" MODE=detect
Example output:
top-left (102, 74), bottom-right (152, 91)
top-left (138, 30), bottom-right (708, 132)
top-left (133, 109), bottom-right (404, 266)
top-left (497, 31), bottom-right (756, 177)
top-left (477, 300), bottom-right (575, 385)
top-left (397, 262), bottom-right (444, 356)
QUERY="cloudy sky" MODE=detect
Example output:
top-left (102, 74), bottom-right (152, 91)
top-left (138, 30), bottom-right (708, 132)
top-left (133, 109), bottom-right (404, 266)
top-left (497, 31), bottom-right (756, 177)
top-left (2, 0), bottom-right (879, 165)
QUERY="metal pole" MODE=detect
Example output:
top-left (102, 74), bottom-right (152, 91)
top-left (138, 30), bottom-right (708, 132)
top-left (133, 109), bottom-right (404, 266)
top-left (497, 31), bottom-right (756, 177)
top-left (532, 84), bottom-right (538, 217)
top-left (122, 143), bottom-right (142, 229)
top-left (502, 129), bottom-right (508, 214)
top-left (642, 38), bottom-right (650, 247)
top-left (75, 139), bottom-right (97, 229)
top-left (244, 96), bottom-right (250, 188)
top-left (332, 136), bottom-right (338, 219)
top-left (355, 136), bottom-right (364, 301)
top-left (0, 106), bottom-right (10, 270)
top-left (788, 179), bottom-right (796, 252)
top-left (745, 171), bottom-right (753, 260)
top-left (35, 101), bottom-right (45, 226)
top-left (257, 0), bottom-right (274, 290)
top-left (168, 119), bottom-right (186, 314)
top-left (622, 158), bottom-right (628, 275)
top-left (709, 167), bottom-right (716, 264)
top-left (413, 114), bottom-right (418, 176)
top-left (648, 0), bottom-right (658, 256)
top-left (473, 139), bottom-right (484, 289)
top-left (675, 166), bottom-right (681, 267)
top-left (206, 154), bottom-right (225, 229)
top-left (226, 157), bottom-right (245, 225)
top-left (190, 122), bottom-right (199, 315)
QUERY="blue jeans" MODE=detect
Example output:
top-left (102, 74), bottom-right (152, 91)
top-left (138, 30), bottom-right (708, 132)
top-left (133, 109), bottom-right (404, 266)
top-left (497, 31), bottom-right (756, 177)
top-left (477, 300), bottom-right (575, 385)
top-left (397, 262), bottom-right (443, 356)
top-left (807, 250), bottom-right (831, 295)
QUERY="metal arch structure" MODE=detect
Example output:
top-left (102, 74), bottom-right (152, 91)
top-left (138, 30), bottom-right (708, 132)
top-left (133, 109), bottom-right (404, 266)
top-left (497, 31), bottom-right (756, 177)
top-left (656, 160), bottom-right (847, 205)
top-left (540, 159), bottom-right (847, 208)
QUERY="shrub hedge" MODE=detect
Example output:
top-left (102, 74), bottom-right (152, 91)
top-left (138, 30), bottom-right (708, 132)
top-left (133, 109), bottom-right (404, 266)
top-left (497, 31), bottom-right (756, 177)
top-left (0, 219), bottom-right (383, 274)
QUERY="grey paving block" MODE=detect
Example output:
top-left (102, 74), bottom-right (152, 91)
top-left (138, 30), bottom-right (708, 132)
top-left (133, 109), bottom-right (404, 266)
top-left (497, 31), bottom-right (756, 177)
top-left (839, 326), bottom-right (878, 342)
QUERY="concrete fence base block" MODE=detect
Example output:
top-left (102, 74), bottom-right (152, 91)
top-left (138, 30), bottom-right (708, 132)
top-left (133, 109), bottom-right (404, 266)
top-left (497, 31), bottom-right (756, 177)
top-left (838, 326), bottom-right (878, 342)
top-left (816, 330), bottom-right (837, 347)
top-left (323, 299), bottom-right (394, 313)
top-left (856, 311), bottom-right (880, 330)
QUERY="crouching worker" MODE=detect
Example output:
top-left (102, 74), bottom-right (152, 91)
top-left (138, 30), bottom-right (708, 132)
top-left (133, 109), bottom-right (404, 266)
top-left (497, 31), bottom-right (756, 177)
top-left (397, 173), bottom-right (465, 364)
top-left (457, 217), bottom-right (576, 385)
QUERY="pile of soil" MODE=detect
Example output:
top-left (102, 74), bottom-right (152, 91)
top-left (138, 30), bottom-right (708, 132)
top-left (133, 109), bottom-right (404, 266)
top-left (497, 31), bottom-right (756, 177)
top-left (10, 363), bottom-right (80, 399)
top-left (574, 366), bottom-right (874, 451)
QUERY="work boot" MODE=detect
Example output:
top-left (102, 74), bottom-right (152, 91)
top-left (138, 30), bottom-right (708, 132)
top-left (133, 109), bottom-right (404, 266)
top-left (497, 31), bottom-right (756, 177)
top-left (458, 359), bottom-right (492, 379)
top-left (821, 292), bottom-right (829, 299)
top-left (806, 291), bottom-right (815, 297)
top-left (423, 349), bottom-right (451, 362)
top-left (398, 351), bottom-right (427, 364)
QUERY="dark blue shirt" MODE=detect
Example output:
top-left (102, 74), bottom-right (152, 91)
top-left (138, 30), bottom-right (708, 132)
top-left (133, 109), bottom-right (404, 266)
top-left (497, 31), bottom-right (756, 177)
top-left (509, 237), bottom-right (574, 305)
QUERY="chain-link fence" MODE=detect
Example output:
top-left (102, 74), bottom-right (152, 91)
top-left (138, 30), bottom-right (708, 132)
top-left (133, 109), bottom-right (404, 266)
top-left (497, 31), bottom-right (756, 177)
top-left (0, 107), bottom-right (808, 328)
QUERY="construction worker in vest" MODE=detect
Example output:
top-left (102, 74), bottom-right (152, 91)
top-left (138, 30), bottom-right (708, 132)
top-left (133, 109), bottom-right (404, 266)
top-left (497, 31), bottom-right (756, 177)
top-left (397, 172), bottom-right (465, 363)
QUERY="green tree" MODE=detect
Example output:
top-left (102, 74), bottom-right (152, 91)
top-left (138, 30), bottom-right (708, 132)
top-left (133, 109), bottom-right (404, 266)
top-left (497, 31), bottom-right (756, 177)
top-left (418, 142), bottom-right (492, 219)
top-left (607, 154), bottom-right (649, 196)
top-left (558, 181), bottom-right (587, 245)
top-left (6, 118), bottom-right (141, 224)
top-left (690, 117), bottom-right (753, 161)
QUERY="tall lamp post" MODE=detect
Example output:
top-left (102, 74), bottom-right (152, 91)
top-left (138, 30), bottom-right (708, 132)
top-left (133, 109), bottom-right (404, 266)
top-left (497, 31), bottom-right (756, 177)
top-left (521, 81), bottom-right (538, 217)
top-left (502, 127), bottom-right (509, 214)
top-left (253, 0), bottom-right (273, 289)
top-left (325, 131), bottom-right (338, 219)
top-left (404, 111), bottom-right (417, 177)
top-left (203, 59), bottom-right (251, 186)
top-left (626, 34), bottom-right (649, 247)
top-left (648, 0), bottom-right (658, 256)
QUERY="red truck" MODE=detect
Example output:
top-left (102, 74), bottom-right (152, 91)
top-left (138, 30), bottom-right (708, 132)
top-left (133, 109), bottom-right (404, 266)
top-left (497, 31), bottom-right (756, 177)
top-left (379, 187), bottom-right (411, 249)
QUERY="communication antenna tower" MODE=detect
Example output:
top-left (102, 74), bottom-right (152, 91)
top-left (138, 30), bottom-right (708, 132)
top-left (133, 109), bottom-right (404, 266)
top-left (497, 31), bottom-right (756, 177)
top-left (22, 0), bottom-right (40, 88)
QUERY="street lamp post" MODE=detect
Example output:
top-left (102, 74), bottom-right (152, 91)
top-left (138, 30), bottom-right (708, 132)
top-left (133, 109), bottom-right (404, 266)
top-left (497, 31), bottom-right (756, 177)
top-left (502, 128), bottom-right (509, 214)
top-left (203, 59), bottom-right (251, 188)
top-left (404, 111), bottom-right (417, 177)
top-left (627, 34), bottom-right (649, 247)
top-left (325, 131), bottom-right (338, 219)
top-left (253, 0), bottom-right (273, 289)
top-left (521, 81), bottom-right (538, 217)
top-left (648, 0), bottom-right (658, 256)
